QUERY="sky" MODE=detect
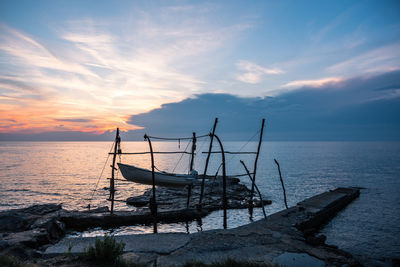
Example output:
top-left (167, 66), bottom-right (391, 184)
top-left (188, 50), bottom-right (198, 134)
top-left (0, 0), bottom-right (399, 140)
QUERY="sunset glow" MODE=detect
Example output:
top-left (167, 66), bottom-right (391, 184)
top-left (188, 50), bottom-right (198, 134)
top-left (0, 1), bottom-right (399, 136)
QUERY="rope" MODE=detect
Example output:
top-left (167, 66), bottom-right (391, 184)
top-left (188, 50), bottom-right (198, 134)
top-left (154, 165), bottom-right (167, 173)
top-left (194, 136), bottom-right (209, 171)
top-left (147, 133), bottom-right (209, 141)
top-left (115, 142), bottom-right (123, 194)
top-left (172, 140), bottom-right (191, 173)
top-left (208, 129), bottom-right (260, 178)
top-left (224, 129), bottom-right (261, 171)
top-left (205, 168), bottom-right (220, 204)
top-left (87, 142), bottom-right (114, 207)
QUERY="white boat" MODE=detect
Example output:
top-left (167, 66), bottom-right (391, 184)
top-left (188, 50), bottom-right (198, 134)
top-left (117, 163), bottom-right (196, 188)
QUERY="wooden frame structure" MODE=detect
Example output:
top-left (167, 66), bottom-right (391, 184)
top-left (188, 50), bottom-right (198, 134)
top-left (107, 118), bottom-right (267, 232)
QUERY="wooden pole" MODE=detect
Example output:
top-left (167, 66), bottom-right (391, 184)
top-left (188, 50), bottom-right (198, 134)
top-left (110, 128), bottom-right (120, 214)
top-left (144, 134), bottom-right (157, 233)
top-left (240, 160), bottom-right (267, 219)
top-left (186, 132), bottom-right (196, 208)
top-left (249, 119), bottom-right (265, 215)
top-left (186, 185), bottom-right (192, 208)
top-left (212, 133), bottom-right (227, 229)
top-left (190, 132), bottom-right (196, 172)
top-left (274, 159), bottom-right (288, 209)
top-left (198, 118), bottom-right (218, 208)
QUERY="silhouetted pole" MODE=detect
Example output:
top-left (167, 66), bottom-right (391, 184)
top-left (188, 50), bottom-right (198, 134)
top-left (190, 132), bottom-right (196, 172)
top-left (144, 134), bottom-right (157, 233)
top-left (249, 118), bottom-right (265, 217)
top-left (186, 132), bottom-right (197, 208)
top-left (110, 128), bottom-right (120, 214)
top-left (199, 118), bottom-right (218, 208)
top-left (212, 133), bottom-right (227, 229)
top-left (274, 159), bottom-right (288, 209)
top-left (240, 160), bottom-right (267, 219)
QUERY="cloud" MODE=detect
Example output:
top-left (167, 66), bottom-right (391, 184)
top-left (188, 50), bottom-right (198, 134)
top-left (310, 6), bottom-right (356, 43)
top-left (327, 43), bottom-right (400, 74)
top-left (0, 7), bottom-right (252, 134)
top-left (0, 24), bottom-right (97, 78)
top-left (236, 60), bottom-right (283, 84)
top-left (54, 118), bottom-right (93, 123)
top-left (2, 70), bottom-right (399, 140)
top-left (282, 77), bottom-right (343, 89)
top-left (126, 70), bottom-right (400, 141)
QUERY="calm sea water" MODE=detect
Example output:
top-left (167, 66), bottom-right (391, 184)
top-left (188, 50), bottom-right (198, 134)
top-left (0, 141), bottom-right (399, 265)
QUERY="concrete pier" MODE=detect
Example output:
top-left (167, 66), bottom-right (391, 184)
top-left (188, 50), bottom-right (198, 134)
top-left (45, 187), bottom-right (361, 266)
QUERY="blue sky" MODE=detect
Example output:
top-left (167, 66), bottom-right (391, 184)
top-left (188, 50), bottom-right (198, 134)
top-left (0, 0), bottom-right (399, 139)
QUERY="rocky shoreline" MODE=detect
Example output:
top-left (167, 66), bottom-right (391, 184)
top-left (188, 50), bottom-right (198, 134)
top-left (0, 176), bottom-right (269, 261)
top-left (0, 184), bottom-right (362, 266)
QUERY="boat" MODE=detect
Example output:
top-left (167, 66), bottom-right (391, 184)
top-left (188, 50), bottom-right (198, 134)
top-left (118, 163), bottom-right (196, 188)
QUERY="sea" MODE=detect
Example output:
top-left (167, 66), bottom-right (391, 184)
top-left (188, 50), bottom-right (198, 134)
top-left (0, 141), bottom-right (399, 265)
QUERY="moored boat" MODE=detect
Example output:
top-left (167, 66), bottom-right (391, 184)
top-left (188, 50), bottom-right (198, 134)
top-left (118, 163), bottom-right (195, 188)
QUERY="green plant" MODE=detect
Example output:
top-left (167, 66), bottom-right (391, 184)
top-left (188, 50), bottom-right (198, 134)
top-left (63, 243), bottom-right (74, 259)
top-left (68, 243), bottom-right (73, 253)
top-left (83, 234), bottom-right (125, 264)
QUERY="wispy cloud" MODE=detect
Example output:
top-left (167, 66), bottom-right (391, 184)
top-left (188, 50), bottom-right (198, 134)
top-left (54, 118), bottom-right (93, 123)
top-left (0, 6), bottom-right (251, 133)
top-left (327, 43), bottom-right (400, 74)
top-left (282, 77), bottom-right (343, 89)
top-left (309, 5), bottom-right (356, 43)
top-left (0, 25), bottom-right (97, 78)
top-left (236, 60), bottom-right (283, 84)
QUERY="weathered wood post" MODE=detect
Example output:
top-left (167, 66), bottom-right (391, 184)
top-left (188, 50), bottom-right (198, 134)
top-left (198, 118), bottom-right (218, 208)
top-left (274, 159), bottom-right (288, 209)
top-left (190, 132), bottom-right (196, 172)
top-left (110, 128), bottom-right (120, 214)
top-left (212, 133), bottom-right (227, 229)
top-left (186, 132), bottom-right (196, 208)
top-left (144, 134), bottom-right (158, 233)
top-left (249, 118), bottom-right (265, 217)
top-left (240, 160), bottom-right (267, 219)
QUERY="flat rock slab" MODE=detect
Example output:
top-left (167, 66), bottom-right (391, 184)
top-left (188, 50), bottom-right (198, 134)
top-left (298, 191), bottom-right (348, 211)
top-left (272, 252), bottom-right (325, 267)
top-left (45, 233), bottom-right (190, 256)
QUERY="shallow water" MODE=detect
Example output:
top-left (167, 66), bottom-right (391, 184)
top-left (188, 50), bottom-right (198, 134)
top-left (0, 141), bottom-right (399, 265)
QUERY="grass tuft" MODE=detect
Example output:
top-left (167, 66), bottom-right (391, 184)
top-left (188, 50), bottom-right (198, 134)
top-left (82, 234), bottom-right (125, 265)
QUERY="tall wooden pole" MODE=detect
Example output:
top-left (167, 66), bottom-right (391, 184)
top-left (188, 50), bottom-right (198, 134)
top-left (240, 160), bottom-right (267, 219)
top-left (110, 128), bottom-right (120, 214)
top-left (144, 134), bottom-right (157, 233)
top-left (274, 159), bottom-right (288, 209)
top-left (189, 132), bottom-right (196, 172)
top-left (198, 118), bottom-right (218, 208)
top-left (212, 133), bottom-right (227, 229)
top-left (249, 119), bottom-right (265, 216)
top-left (186, 132), bottom-right (197, 208)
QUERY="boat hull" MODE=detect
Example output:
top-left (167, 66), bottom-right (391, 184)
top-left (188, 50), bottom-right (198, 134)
top-left (117, 163), bottom-right (194, 188)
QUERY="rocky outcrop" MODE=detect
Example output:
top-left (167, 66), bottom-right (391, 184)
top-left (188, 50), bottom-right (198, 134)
top-left (0, 204), bottom-right (61, 232)
top-left (0, 204), bottom-right (65, 259)
top-left (127, 176), bottom-right (271, 212)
